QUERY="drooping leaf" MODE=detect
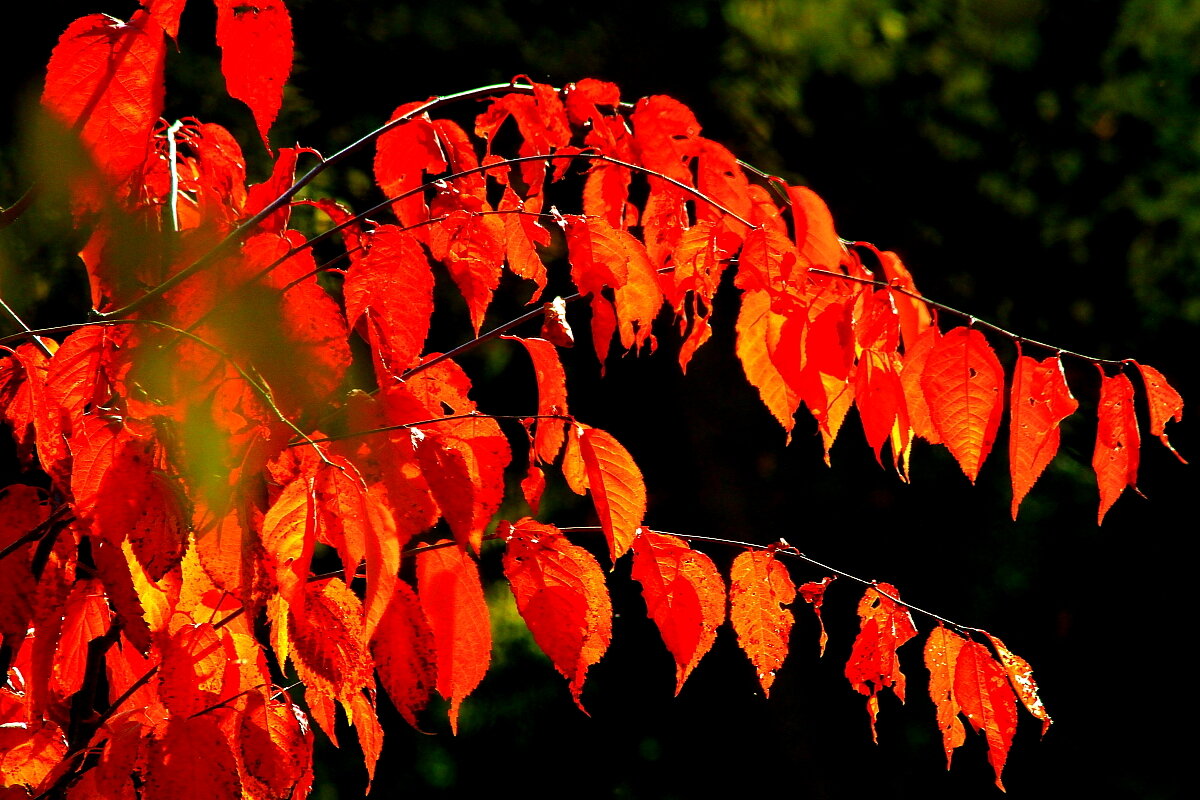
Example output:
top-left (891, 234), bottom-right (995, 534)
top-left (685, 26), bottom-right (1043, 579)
top-left (953, 639), bottom-right (1019, 791)
top-left (501, 336), bottom-right (568, 465)
top-left (1009, 352), bottom-right (1078, 519)
top-left (576, 426), bottom-right (647, 563)
top-left (924, 623), bottom-right (968, 769)
top-left (1133, 361), bottom-right (1186, 463)
top-left (416, 541), bottom-right (491, 734)
top-left (1093, 370), bottom-right (1140, 524)
top-left (501, 519), bottom-right (612, 711)
top-left (370, 580), bottom-right (437, 731)
top-left (921, 327), bottom-right (1005, 483)
top-left (143, 715), bottom-right (243, 800)
top-left (844, 582), bottom-right (917, 742)
top-left (983, 631), bottom-right (1052, 736)
top-left (237, 690), bottom-right (315, 800)
top-left (630, 531), bottom-right (726, 694)
top-left (736, 289), bottom-right (800, 437)
top-left (374, 101), bottom-right (446, 233)
top-left (729, 548), bottom-right (796, 697)
top-left (797, 576), bottom-right (836, 656)
top-left (213, 0), bottom-right (293, 148)
top-left (41, 11), bottom-right (166, 195)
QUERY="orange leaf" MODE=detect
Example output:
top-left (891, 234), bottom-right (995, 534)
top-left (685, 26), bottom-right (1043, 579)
top-left (729, 548), bottom-right (796, 697)
top-left (1133, 361), bottom-right (1186, 463)
top-left (785, 184), bottom-right (844, 270)
top-left (924, 623), bottom-right (968, 769)
top-left (983, 631), bottom-right (1052, 736)
top-left (143, 715), bottom-right (243, 800)
top-left (237, 691), bottom-right (314, 800)
top-left (630, 531), bottom-right (726, 694)
top-left (797, 576), bottom-right (836, 656)
top-left (501, 519), bottom-right (612, 711)
top-left (577, 426), bottom-right (647, 563)
top-left (921, 327), bottom-right (1005, 482)
top-left (844, 582), bottom-right (917, 742)
top-left (214, 0), bottom-right (293, 149)
top-left (898, 325), bottom-right (942, 444)
top-left (288, 578), bottom-right (374, 706)
top-left (416, 541), bottom-right (492, 733)
top-left (954, 639), bottom-right (1019, 791)
top-left (736, 289), bottom-right (799, 437)
top-left (1093, 370), bottom-right (1140, 524)
top-left (1009, 352), bottom-right (1078, 519)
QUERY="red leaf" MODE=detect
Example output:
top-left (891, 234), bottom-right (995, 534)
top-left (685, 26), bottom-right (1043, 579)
top-left (630, 531), bottom-right (726, 694)
top-left (345, 225), bottom-right (435, 376)
top-left (924, 623), bottom-right (968, 769)
top-left (501, 519), bottom-right (612, 711)
top-left (214, 0), bottom-right (293, 149)
top-left (237, 690), bottom-right (314, 800)
top-left (428, 209), bottom-right (506, 336)
top-left (416, 541), bottom-right (492, 733)
top-left (921, 327), bottom-right (1005, 483)
top-left (844, 583), bottom-right (917, 742)
top-left (143, 715), bottom-right (243, 800)
top-left (785, 184), bottom-right (843, 271)
top-left (139, 0), bottom-right (187, 39)
top-left (797, 576), bottom-right (836, 656)
top-left (729, 548), bottom-right (796, 697)
top-left (261, 471), bottom-right (316, 613)
top-left (0, 486), bottom-right (50, 653)
top-left (982, 631), bottom-right (1052, 736)
top-left (41, 11), bottom-right (165, 194)
top-left (374, 101), bottom-right (447, 233)
top-left (370, 580), bottom-right (437, 730)
top-left (954, 639), bottom-right (1019, 791)
top-left (288, 578), bottom-right (374, 705)
top-left (576, 426), bottom-right (647, 564)
top-left (502, 336), bottom-right (569, 464)
top-left (1009, 352), bottom-right (1078, 519)
top-left (1093, 370), bottom-right (1140, 524)
top-left (1133, 361), bottom-right (1186, 463)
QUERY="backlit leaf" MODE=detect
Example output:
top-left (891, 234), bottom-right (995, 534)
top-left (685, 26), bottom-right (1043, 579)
top-left (416, 541), bottom-right (491, 734)
top-left (631, 531), bottom-right (725, 694)
top-left (924, 623), bottom-right (967, 769)
top-left (577, 426), bottom-right (647, 563)
top-left (954, 639), bottom-right (1018, 791)
top-left (214, 0), bottom-right (293, 148)
top-left (921, 327), bottom-right (1005, 483)
top-left (1133, 361), bottom-right (1186, 463)
top-left (1093, 370), bottom-right (1140, 524)
top-left (844, 583), bottom-right (917, 742)
top-left (983, 631), bottom-right (1052, 736)
top-left (501, 519), bottom-right (612, 711)
top-left (729, 548), bottom-right (796, 697)
top-left (1009, 352), bottom-right (1077, 519)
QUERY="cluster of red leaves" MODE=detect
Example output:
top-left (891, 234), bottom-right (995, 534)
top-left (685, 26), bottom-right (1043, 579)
top-left (0, 0), bottom-right (1187, 797)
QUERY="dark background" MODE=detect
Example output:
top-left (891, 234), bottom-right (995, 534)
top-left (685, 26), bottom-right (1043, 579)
top-left (2, 1), bottom-right (1194, 798)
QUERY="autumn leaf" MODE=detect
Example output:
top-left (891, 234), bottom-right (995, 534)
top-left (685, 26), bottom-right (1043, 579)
top-left (1133, 361), bottom-right (1186, 463)
top-left (576, 425), bottom-right (647, 563)
top-left (924, 623), bottom-right (968, 769)
top-left (370, 580), bottom-right (437, 730)
top-left (844, 582), bottom-right (917, 742)
top-left (1093, 370), bottom-right (1140, 524)
top-left (729, 548), bottom-right (796, 697)
top-left (954, 639), bottom-right (1019, 791)
top-left (41, 11), bottom-right (165, 194)
top-left (501, 519), bottom-right (612, 711)
top-left (983, 631), bottom-right (1052, 736)
top-left (416, 541), bottom-right (492, 734)
top-left (797, 576), bottom-right (836, 656)
top-left (214, 0), bottom-right (293, 148)
top-left (631, 531), bottom-right (726, 694)
top-left (1009, 352), bottom-right (1078, 519)
top-left (921, 327), bottom-right (1005, 482)
top-left (501, 336), bottom-right (569, 465)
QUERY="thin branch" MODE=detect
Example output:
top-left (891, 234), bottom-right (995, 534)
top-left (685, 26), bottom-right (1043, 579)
top-left (806, 266), bottom-right (1125, 366)
top-left (557, 526), bottom-right (981, 634)
top-left (290, 412), bottom-right (573, 447)
top-left (0, 297), bottom-right (54, 358)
